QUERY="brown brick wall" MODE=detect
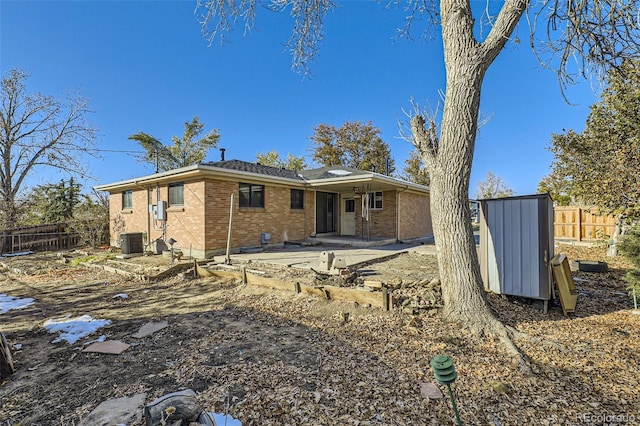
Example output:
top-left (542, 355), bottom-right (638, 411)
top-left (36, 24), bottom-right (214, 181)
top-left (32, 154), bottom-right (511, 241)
top-left (398, 191), bottom-right (432, 240)
top-left (370, 191), bottom-right (398, 238)
top-left (353, 191), bottom-right (398, 239)
top-left (305, 190), bottom-right (315, 239)
top-left (108, 187), bottom-right (150, 247)
top-left (349, 190), bottom-right (432, 240)
top-left (212, 181), bottom-right (310, 251)
top-left (105, 178), bottom-right (429, 255)
top-left (162, 180), bottom-right (206, 254)
top-left (107, 178), bottom-right (315, 258)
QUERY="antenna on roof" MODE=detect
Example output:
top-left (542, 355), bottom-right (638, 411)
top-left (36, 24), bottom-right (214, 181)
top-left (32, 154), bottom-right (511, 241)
top-left (220, 148), bottom-right (226, 161)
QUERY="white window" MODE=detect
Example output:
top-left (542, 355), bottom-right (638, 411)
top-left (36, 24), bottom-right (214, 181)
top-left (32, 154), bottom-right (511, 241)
top-left (368, 191), bottom-right (383, 209)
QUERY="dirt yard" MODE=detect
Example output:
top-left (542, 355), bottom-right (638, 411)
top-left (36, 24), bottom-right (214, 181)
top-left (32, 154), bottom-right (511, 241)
top-left (0, 243), bottom-right (638, 425)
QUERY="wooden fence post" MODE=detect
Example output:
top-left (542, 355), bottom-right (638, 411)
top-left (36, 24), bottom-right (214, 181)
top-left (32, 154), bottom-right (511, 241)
top-left (383, 287), bottom-right (390, 311)
top-left (577, 207), bottom-right (582, 241)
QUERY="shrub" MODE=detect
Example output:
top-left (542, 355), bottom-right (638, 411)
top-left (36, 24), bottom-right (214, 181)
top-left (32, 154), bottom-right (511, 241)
top-left (69, 198), bottom-right (109, 248)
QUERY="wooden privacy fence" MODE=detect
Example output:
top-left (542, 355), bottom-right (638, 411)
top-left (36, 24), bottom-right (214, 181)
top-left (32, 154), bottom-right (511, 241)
top-left (554, 206), bottom-right (617, 241)
top-left (0, 223), bottom-right (80, 255)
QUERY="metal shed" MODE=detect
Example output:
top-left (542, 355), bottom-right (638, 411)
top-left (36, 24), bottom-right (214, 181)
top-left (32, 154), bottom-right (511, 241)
top-left (479, 194), bottom-right (554, 309)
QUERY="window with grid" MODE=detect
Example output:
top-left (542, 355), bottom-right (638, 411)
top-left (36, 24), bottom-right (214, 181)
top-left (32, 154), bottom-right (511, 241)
top-left (122, 190), bottom-right (133, 209)
top-left (168, 182), bottom-right (184, 206)
top-left (368, 191), bottom-right (383, 209)
top-left (239, 183), bottom-right (264, 208)
top-left (291, 189), bottom-right (304, 209)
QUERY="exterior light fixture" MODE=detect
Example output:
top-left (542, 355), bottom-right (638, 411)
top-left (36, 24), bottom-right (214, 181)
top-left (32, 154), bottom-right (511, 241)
top-left (430, 354), bottom-right (462, 425)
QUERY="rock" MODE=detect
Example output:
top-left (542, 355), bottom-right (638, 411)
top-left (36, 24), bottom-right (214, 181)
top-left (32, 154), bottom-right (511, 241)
top-left (420, 382), bottom-right (444, 399)
top-left (144, 389), bottom-right (202, 425)
top-left (133, 321), bottom-right (169, 338)
top-left (417, 278), bottom-right (431, 286)
top-left (363, 280), bottom-right (383, 289)
top-left (83, 340), bottom-right (130, 355)
top-left (343, 272), bottom-right (358, 284)
top-left (487, 380), bottom-right (509, 394)
top-left (79, 393), bottom-right (146, 426)
top-left (426, 277), bottom-right (441, 290)
top-left (388, 277), bottom-right (403, 287)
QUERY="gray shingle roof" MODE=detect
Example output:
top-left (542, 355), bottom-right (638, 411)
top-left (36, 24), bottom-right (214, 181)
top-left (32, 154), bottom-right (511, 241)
top-left (205, 159), bottom-right (304, 180)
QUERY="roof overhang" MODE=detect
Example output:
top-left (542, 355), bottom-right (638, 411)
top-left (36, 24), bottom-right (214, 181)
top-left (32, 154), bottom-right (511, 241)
top-left (94, 164), bottom-right (306, 192)
top-left (305, 173), bottom-right (429, 194)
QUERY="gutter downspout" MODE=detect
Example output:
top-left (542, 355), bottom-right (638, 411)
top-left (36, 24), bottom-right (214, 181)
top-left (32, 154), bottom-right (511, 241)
top-left (134, 181), bottom-right (152, 251)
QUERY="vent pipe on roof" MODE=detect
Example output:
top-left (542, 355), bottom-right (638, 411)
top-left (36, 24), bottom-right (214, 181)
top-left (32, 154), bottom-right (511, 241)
top-left (220, 148), bottom-right (226, 161)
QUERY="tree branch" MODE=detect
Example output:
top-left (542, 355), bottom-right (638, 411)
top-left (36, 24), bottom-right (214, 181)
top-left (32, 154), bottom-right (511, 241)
top-left (482, 0), bottom-right (529, 60)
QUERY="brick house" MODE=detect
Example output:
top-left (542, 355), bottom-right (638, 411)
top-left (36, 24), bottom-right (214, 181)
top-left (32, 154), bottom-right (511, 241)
top-left (95, 160), bottom-right (432, 258)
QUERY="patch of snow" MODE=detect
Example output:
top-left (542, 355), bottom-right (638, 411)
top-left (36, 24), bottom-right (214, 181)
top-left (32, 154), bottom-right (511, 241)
top-left (209, 412), bottom-right (242, 426)
top-left (0, 294), bottom-right (35, 314)
top-left (112, 293), bottom-right (129, 299)
top-left (43, 315), bottom-right (112, 344)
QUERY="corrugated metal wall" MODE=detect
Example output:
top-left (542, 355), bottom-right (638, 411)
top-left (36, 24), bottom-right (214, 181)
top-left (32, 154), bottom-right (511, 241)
top-left (480, 194), bottom-right (554, 300)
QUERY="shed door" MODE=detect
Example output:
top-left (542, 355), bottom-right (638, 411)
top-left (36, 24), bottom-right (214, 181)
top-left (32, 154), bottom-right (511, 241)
top-left (481, 196), bottom-right (553, 300)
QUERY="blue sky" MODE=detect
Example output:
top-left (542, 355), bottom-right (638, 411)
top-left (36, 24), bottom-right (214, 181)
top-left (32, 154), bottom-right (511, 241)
top-left (1, 0), bottom-right (598, 197)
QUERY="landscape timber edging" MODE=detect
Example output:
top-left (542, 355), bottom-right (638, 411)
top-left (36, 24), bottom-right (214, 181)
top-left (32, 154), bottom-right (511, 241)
top-left (80, 260), bottom-right (203, 283)
top-left (196, 264), bottom-right (392, 311)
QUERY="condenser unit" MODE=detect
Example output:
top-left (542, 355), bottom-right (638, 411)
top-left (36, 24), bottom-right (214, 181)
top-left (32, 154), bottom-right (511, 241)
top-left (120, 232), bottom-right (143, 255)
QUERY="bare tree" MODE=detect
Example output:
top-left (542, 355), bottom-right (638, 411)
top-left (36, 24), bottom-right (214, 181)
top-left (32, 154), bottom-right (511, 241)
top-left (475, 171), bottom-right (514, 199)
top-left (196, 0), bottom-right (640, 370)
top-left (0, 69), bottom-right (97, 229)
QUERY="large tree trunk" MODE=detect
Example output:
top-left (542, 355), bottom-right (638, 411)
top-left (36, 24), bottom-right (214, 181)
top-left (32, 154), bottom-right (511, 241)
top-left (413, 0), bottom-right (530, 371)
top-left (433, 0), bottom-right (496, 329)
top-left (607, 214), bottom-right (626, 257)
top-left (430, 57), bottom-right (498, 331)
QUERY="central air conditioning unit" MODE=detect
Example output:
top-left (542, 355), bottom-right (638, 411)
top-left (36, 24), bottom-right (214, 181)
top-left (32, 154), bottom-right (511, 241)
top-left (120, 232), bottom-right (144, 255)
